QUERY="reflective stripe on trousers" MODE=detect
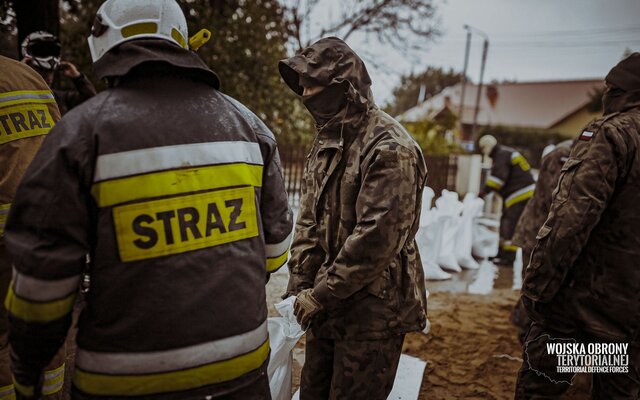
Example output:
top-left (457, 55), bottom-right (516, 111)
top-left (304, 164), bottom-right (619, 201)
top-left (505, 184), bottom-right (535, 208)
top-left (73, 320), bottom-right (270, 396)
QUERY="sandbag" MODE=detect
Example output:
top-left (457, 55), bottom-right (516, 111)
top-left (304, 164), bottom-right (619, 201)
top-left (455, 194), bottom-right (484, 269)
top-left (268, 297), bottom-right (304, 400)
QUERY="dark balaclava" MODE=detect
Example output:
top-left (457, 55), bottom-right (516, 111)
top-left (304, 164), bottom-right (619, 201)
top-left (302, 82), bottom-right (348, 126)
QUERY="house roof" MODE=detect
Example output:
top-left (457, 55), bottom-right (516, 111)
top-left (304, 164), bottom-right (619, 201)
top-left (398, 79), bottom-right (604, 129)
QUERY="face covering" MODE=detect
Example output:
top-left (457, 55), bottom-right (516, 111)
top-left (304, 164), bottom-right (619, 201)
top-left (602, 86), bottom-right (626, 114)
top-left (302, 83), bottom-right (348, 125)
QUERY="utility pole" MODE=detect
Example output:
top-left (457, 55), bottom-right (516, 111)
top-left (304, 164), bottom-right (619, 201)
top-left (471, 38), bottom-right (489, 142)
top-left (458, 26), bottom-right (472, 133)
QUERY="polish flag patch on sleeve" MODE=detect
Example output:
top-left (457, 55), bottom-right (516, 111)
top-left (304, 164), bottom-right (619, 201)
top-left (579, 131), bottom-right (594, 141)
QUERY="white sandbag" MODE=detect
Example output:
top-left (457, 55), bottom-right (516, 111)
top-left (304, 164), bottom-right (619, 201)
top-left (268, 297), bottom-right (304, 400)
top-left (468, 259), bottom-right (498, 294)
top-left (419, 187), bottom-right (435, 228)
top-left (512, 247), bottom-right (523, 290)
top-left (472, 217), bottom-right (500, 259)
top-left (435, 191), bottom-right (464, 272)
top-left (455, 194), bottom-right (484, 269)
top-left (416, 219), bottom-right (452, 281)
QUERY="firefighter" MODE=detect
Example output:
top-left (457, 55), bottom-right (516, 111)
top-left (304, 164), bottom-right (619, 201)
top-left (0, 55), bottom-right (66, 399)
top-left (21, 31), bottom-right (97, 115)
top-left (4, 0), bottom-right (292, 398)
top-left (279, 37), bottom-right (428, 400)
top-left (517, 53), bottom-right (640, 398)
top-left (478, 135), bottom-right (535, 266)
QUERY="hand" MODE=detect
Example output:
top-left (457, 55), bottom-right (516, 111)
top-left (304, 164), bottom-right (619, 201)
top-left (294, 289), bottom-right (323, 330)
top-left (59, 61), bottom-right (81, 78)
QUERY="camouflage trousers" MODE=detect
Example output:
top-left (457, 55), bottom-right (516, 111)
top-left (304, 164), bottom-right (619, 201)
top-left (300, 331), bottom-right (404, 400)
top-left (515, 323), bottom-right (640, 399)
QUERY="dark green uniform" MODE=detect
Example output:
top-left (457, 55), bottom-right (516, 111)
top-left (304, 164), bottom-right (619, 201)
top-left (517, 53), bottom-right (640, 399)
top-left (279, 37), bottom-right (427, 400)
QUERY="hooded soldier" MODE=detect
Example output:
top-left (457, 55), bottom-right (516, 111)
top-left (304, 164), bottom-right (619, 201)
top-left (279, 37), bottom-right (428, 400)
top-left (516, 53), bottom-right (640, 399)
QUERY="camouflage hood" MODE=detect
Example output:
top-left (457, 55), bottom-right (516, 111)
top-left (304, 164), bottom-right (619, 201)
top-left (279, 37), bottom-right (374, 130)
top-left (603, 52), bottom-right (640, 114)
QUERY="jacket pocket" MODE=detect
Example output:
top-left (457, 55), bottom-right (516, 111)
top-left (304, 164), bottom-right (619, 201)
top-left (553, 158), bottom-right (582, 204)
top-left (366, 266), bottom-right (394, 300)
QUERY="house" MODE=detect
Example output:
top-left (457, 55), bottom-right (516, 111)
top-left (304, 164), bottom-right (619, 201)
top-left (398, 79), bottom-right (604, 144)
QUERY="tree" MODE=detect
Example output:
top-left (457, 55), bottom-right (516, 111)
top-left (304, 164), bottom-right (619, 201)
top-left (0, 0), bottom-right (59, 57)
top-left (281, 0), bottom-right (439, 56)
top-left (384, 66), bottom-right (464, 116)
top-left (56, 0), bottom-right (313, 141)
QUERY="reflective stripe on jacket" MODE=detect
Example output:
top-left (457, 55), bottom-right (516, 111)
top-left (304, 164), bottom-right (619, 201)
top-left (483, 145), bottom-right (535, 207)
top-left (0, 56), bottom-right (61, 237)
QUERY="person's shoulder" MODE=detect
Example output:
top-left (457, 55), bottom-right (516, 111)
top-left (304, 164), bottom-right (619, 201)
top-left (0, 55), bottom-right (50, 92)
top-left (368, 108), bottom-right (422, 155)
top-left (220, 93), bottom-right (276, 142)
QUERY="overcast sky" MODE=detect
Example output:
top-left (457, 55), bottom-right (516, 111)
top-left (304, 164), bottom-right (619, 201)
top-left (341, 0), bottom-right (640, 105)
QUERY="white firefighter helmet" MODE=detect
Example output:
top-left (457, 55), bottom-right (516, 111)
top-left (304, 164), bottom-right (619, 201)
top-left (88, 0), bottom-right (189, 62)
top-left (478, 134), bottom-right (498, 156)
top-left (21, 31), bottom-right (61, 70)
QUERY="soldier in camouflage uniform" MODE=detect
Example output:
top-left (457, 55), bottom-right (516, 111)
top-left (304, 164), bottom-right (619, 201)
top-left (509, 140), bottom-right (572, 343)
top-left (516, 53), bottom-right (640, 398)
top-left (278, 37), bottom-right (428, 400)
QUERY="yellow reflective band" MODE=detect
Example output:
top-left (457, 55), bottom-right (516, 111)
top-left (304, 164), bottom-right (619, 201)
top-left (0, 203), bottom-right (10, 211)
top-left (0, 103), bottom-right (54, 145)
top-left (502, 244), bottom-right (520, 252)
top-left (73, 339), bottom-right (270, 397)
top-left (0, 90), bottom-right (55, 107)
top-left (121, 22), bottom-right (157, 38)
top-left (114, 186), bottom-right (259, 262)
top-left (0, 383), bottom-right (15, 400)
top-left (511, 155), bottom-right (531, 171)
top-left (505, 189), bottom-right (534, 208)
top-left (92, 163), bottom-right (263, 208)
top-left (4, 285), bottom-right (76, 323)
top-left (11, 377), bottom-right (32, 398)
top-left (486, 179), bottom-right (502, 190)
top-left (42, 363), bottom-right (65, 395)
top-left (266, 250), bottom-right (289, 273)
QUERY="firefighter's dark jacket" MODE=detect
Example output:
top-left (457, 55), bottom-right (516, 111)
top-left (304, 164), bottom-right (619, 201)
top-left (483, 145), bottom-right (535, 208)
top-left (522, 73), bottom-right (640, 341)
top-left (4, 40), bottom-right (293, 398)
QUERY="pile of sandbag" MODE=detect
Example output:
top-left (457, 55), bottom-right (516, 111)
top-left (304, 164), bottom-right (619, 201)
top-left (416, 189), bottom-right (499, 281)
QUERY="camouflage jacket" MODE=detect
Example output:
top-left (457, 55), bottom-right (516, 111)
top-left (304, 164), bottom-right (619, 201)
top-left (484, 145), bottom-right (535, 208)
top-left (512, 141), bottom-right (572, 256)
top-left (280, 38), bottom-right (428, 340)
top-left (522, 90), bottom-right (640, 341)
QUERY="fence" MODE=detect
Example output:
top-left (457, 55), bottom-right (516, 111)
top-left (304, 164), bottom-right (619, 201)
top-left (278, 144), bottom-right (458, 208)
